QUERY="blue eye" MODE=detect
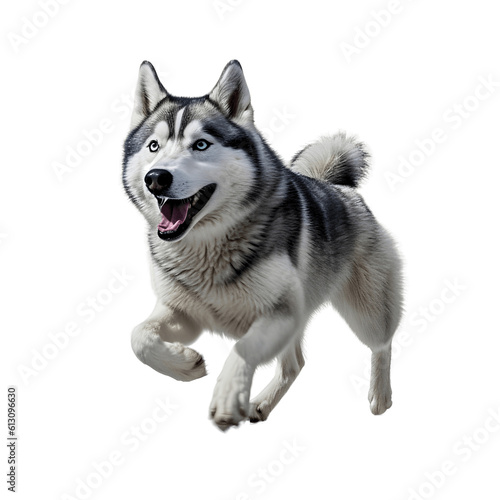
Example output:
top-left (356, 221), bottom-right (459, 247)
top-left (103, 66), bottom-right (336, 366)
top-left (148, 140), bottom-right (160, 153)
top-left (193, 139), bottom-right (211, 151)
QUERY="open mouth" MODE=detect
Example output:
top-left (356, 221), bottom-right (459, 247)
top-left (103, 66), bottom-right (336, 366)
top-left (156, 184), bottom-right (216, 241)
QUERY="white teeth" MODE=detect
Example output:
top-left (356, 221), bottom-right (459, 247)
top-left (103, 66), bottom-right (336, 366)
top-left (157, 193), bottom-right (202, 210)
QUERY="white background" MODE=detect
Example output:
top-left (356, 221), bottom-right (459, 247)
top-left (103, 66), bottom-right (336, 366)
top-left (2, 1), bottom-right (500, 499)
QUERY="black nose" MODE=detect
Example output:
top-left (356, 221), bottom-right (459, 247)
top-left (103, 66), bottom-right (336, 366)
top-left (144, 169), bottom-right (173, 193)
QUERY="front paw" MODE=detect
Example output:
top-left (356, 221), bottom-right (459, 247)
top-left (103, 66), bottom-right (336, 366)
top-left (209, 377), bottom-right (250, 431)
top-left (167, 343), bottom-right (207, 382)
top-left (132, 322), bottom-right (207, 381)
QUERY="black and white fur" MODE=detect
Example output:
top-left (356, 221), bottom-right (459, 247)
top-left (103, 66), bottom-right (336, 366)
top-left (123, 60), bottom-right (403, 431)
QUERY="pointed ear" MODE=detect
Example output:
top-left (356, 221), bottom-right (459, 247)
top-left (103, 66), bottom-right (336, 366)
top-left (131, 61), bottom-right (168, 129)
top-left (209, 60), bottom-right (252, 121)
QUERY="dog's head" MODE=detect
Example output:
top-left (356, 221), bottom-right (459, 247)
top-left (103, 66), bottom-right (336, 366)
top-left (123, 60), bottom-right (259, 242)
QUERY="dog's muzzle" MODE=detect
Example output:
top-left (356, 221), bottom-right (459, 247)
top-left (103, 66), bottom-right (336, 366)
top-left (144, 168), bottom-right (217, 242)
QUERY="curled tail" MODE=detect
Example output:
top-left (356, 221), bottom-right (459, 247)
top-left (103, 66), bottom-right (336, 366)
top-left (289, 132), bottom-right (369, 188)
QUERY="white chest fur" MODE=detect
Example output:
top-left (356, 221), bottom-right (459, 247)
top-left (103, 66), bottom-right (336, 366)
top-left (149, 232), bottom-right (294, 337)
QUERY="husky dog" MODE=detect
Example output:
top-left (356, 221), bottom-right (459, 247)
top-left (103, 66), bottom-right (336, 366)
top-left (122, 60), bottom-right (403, 431)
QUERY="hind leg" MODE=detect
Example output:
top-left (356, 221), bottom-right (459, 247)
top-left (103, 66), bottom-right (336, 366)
top-left (249, 336), bottom-right (305, 423)
top-left (333, 252), bottom-right (402, 415)
top-left (335, 302), bottom-right (396, 415)
top-left (368, 344), bottom-right (392, 415)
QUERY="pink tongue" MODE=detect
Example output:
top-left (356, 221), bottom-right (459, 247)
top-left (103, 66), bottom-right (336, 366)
top-left (158, 202), bottom-right (190, 232)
